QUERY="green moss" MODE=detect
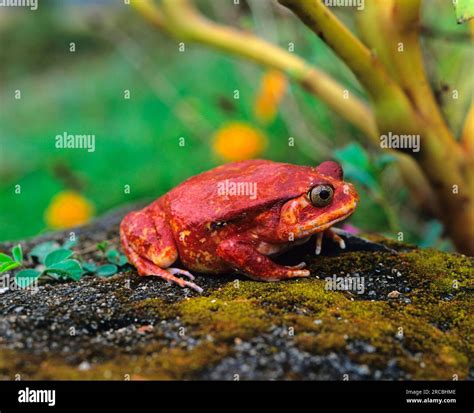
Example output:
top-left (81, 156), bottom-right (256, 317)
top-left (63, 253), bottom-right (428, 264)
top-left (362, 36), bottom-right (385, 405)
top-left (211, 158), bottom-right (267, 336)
top-left (131, 297), bottom-right (177, 319)
top-left (403, 249), bottom-right (473, 294)
top-left (1, 242), bottom-right (472, 380)
top-left (0, 343), bottom-right (232, 380)
top-left (179, 296), bottom-right (267, 341)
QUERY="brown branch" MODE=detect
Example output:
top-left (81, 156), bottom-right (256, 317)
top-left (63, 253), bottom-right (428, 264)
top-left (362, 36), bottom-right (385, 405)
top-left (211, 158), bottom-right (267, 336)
top-left (277, 0), bottom-right (407, 104)
top-left (131, 0), bottom-right (377, 141)
top-left (462, 102), bottom-right (474, 158)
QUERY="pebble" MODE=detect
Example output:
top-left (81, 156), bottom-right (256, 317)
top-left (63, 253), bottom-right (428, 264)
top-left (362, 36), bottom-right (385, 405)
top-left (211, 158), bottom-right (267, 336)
top-left (78, 361), bottom-right (91, 371)
top-left (387, 290), bottom-right (400, 299)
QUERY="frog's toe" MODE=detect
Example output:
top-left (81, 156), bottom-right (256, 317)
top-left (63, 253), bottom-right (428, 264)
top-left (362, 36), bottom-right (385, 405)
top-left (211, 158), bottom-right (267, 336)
top-left (288, 261), bottom-right (306, 270)
top-left (315, 232), bottom-right (324, 255)
top-left (166, 268), bottom-right (203, 293)
top-left (325, 228), bottom-right (346, 250)
top-left (179, 279), bottom-right (203, 294)
top-left (335, 235), bottom-right (346, 250)
top-left (167, 267), bottom-right (195, 280)
top-left (287, 269), bottom-right (310, 278)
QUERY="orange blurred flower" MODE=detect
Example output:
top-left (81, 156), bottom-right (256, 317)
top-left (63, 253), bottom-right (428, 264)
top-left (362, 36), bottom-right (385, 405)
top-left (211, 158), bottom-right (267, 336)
top-left (212, 122), bottom-right (267, 162)
top-left (44, 190), bottom-right (94, 229)
top-left (254, 70), bottom-right (288, 124)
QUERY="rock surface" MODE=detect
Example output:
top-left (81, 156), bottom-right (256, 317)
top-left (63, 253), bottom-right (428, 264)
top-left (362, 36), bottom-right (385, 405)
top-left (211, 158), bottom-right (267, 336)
top-left (0, 205), bottom-right (472, 380)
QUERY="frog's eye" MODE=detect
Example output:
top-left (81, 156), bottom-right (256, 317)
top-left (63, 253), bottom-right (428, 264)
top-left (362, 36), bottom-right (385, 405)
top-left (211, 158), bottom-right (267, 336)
top-left (309, 184), bottom-right (334, 207)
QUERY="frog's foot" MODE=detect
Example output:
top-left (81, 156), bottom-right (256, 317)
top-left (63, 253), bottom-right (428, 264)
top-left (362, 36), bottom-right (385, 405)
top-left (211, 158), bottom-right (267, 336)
top-left (315, 228), bottom-right (346, 255)
top-left (164, 268), bottom-right (202, 293)
top-left (147, 265), bottom-right (203, 294)
top-left (217, 238), bottom-right (310, 281)
top-left (125, 247), bottom-right (203, 293)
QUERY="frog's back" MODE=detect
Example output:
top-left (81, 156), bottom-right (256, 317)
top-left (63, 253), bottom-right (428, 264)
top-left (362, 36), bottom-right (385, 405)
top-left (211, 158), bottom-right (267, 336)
top-left (163, 159), bottom-right (318, 225)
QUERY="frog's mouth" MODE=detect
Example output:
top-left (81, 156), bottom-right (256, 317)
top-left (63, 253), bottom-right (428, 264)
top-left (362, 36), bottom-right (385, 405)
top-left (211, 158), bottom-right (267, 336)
top-left (297, 201), bottom-right (358, 237)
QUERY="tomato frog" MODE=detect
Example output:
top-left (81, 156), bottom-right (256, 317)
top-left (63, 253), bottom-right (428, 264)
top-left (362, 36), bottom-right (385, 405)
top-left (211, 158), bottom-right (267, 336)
top-left (120, 159), bottom-right (359, 293)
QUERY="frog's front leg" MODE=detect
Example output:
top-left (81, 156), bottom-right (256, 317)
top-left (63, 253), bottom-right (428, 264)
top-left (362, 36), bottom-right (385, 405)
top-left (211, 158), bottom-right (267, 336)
top-left (120, 207), bottom-right (203, 293)
top-left (315, 228), bottom-right (346, 255)
top-left (216, 238), bottom-right (310, 281)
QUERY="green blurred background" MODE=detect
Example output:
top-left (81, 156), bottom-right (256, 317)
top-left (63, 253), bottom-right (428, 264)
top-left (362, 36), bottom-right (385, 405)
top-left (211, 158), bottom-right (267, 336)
top-left (0, 0), bottom-right (472, 250)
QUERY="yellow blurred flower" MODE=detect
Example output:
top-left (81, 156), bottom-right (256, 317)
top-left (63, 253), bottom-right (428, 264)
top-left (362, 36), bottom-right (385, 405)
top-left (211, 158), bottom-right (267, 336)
top-left (254, 70), bottom-right (288, 124)
top-left (45, 191), bottom-right (94, 229)
top-left (212, 122), bottom-right (267, 162)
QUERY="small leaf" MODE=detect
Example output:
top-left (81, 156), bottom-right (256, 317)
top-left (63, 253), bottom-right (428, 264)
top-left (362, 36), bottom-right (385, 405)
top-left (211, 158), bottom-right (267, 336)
top-left (334, 144), bottom-right (379, 191)
top-left (0, 262), bottom-right (12, 272)
top-left (453, 0), bottom-right (474, 23)
top-left (82, 262), bottom-right (97, 273)
top-left (46, 259), bottom-right (83, 281)
top-left (0, 261), bottom-right (21, 273)
top-left (12, 244), bottom-right (23, 263)
top-left (45, 272), bottom-right (62, 280)
top-left (106, 249), bottom-right (119, 264)
top-left (0, 253), bottom-right (13, 263)
top-left (420, 220), bottom-right (444, 248)
top-left (375, 154), bottom-right (396, 171)
top-left (29, 241), bottom-right (60, 263)
top-left (334, 143), bottom-right (371, 171)
top-left (106, 249), bottom-right (128, 266)
top-left (15, 269), bottom-right (41, 288)
top-left (62, 239), bottom-right (78, 249)
top-left (44, 249), bottom-right (74, 267)
top-left (118, 255), bottom-right (128, 266)
top-left (96, 241), bottom-right (108, 252)
top-left (95, 264), bottom-right (118, 277)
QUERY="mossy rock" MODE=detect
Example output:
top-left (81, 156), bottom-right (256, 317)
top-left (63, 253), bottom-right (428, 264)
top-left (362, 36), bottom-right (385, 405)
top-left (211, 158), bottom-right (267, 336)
top-left (0, 205), bottom-right (472, 380)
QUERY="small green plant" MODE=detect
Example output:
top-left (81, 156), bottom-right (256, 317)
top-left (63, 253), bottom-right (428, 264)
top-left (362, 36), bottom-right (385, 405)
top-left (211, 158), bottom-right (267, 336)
top-left (96, 241), bottom-right (109, 253)
top-left (82, 248), bottom-right (128, 278)
top-left (106, 248), bottom-right (128, 267)
top-left (0, 244), bottom-right (23, 273)
top-left (15, 247), bottom-right (82, 288)
top-left (11, 239), bottom-right (129, 288)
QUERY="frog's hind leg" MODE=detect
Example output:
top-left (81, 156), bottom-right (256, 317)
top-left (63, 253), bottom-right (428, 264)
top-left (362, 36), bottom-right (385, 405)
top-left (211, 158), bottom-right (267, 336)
top-left (120, 209), bottom-right (203, 293)
top-left (122, 238), bottom-right (203, 293)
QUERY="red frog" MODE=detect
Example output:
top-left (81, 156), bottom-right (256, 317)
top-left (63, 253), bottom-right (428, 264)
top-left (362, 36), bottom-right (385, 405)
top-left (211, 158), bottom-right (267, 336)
top-left (120, 160), bottom-right (359, 293)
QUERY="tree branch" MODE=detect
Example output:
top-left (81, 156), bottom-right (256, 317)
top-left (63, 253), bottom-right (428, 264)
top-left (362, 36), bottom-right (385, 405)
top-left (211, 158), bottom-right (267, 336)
top-left (277, 0), bottom-right (423, 156)
top-left (462, 102), bottom-right (474, 158)
top-left (131, 0), bottom-right (377, 140)
top-left (356, 0), bottom-right (458, 150)
top-left (278, 0), bottom-right (401, 102)
top-left (131, 0), bottom-right (166, 30)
